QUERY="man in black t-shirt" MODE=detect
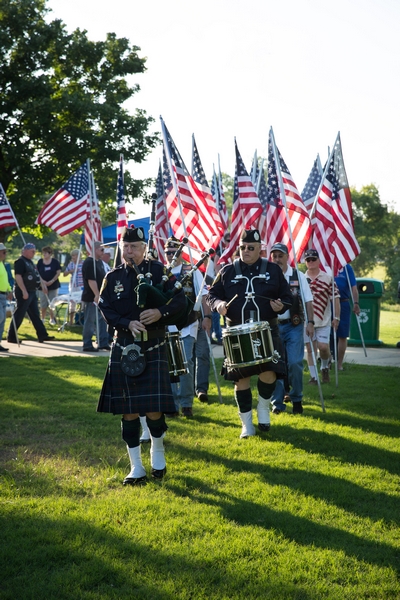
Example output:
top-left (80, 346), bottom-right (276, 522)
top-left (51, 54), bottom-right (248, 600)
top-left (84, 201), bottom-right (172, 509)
top-left (81, 241), bottom-right (109, 352)
top-left (7, 243), bottom-right (55, 344)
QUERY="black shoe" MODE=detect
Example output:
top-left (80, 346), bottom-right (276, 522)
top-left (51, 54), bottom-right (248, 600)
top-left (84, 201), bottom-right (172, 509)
top-left (292, 402), bottom-right (304, 414)
top-left (122, 475), bottom-right (147, 486)
top-left (272, 408), bottom-right (281, 415)
top-left (0, 345), bottom-right (9, 352)
top-left (151, 467), bottom-right (167, 480)
top-left (197, 391), bottom-right (208, 403)
top-left (98, 345), bottom-right (111, 351)
top-left (83, 346), bottom-right (99, 352)
top-left (7, 339), bottom-right (20, 344)
top-left (165, 411), bottom-right (180, 418)
top-left (258, 423), bottom-right (270, 432)
top-left (182, 407), bottom-right (193, 417)
top-left (38, 336), bottom-right (55, 343)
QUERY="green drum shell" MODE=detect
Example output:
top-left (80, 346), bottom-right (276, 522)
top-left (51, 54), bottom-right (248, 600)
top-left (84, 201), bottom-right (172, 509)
top-left (222, 321), bottom-right (273, 369)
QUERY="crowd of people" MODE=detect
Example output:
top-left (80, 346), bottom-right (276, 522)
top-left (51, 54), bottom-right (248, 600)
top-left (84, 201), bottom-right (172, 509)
top-left (0, 228), bottom-right (364, 484)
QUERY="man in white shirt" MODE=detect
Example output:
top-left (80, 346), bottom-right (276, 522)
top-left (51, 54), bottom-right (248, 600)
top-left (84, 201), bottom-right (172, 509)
top-left (270, 243), bottom-right (315, 414)
top-left (164, 237), bottom-right (211, 417)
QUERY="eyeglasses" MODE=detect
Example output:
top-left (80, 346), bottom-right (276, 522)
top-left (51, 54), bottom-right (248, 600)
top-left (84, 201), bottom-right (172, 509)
top-left (239, 245), bottom-right (256, 251)
top-left (305, 257), bottom-right (317, 262)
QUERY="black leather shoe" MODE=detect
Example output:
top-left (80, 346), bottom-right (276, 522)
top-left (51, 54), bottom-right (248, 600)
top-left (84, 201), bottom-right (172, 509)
top-left (98, 345), bottom-right (111, 351)
top-left (151, 467), bottom-right (167, 480)
top-left (0, 345), bottom-right (9, 352)
top-left (197, 392), bottom-right (208, 403)
top-left (292, 402), bottom-right (304, 414)
top-left (258, 423), bottom-right (270, 432)
top-left (83, 346), bottom-right (99, 352)
top-left (38, 336), bottom-right (55, 342)
top-left (122, 475), bottom-right (147, 486)
top-left (182, 407), bottom-right (193, 417)
top-left (165, 411), bottom-right (180, 418)
top-left (7, 339), bottom-right (20, 344)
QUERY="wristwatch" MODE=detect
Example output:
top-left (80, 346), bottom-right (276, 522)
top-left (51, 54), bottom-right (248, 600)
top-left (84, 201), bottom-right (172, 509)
top-left (204, 315), bottom-right (212, 319)
top-left (308, 319), bottom-right (315, 325)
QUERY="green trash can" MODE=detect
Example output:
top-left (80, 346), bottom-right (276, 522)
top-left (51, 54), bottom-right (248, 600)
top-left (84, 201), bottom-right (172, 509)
top-left (348, 278), bottom-right (384, 346)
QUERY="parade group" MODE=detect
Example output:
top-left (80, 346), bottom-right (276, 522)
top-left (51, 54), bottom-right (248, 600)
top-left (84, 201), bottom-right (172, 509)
top-left (0, 226), bottom-right (360, 486)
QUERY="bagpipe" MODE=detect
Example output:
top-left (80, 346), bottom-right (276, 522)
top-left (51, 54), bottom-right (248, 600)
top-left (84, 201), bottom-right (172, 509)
top-left (128, 224), bottom-right (215, 329)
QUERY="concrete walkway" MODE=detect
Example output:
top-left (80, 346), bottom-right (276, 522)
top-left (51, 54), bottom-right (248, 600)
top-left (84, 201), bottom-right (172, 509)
top-left (1, 338), bottom-right (399, 367)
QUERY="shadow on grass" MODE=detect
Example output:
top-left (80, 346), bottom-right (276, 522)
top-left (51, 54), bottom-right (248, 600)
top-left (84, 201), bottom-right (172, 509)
top-left (0, 511), bottom-right (314, 600)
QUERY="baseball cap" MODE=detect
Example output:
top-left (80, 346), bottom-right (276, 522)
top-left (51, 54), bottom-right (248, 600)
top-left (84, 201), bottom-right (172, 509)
top-left (0, 243), bottom-right (8, 251)
top-left (270, 243), bottom-right (288, 255)
top-left (304, 248), bottom-right (319, 259)
top-left (23, 243), bottom-right (36, 250)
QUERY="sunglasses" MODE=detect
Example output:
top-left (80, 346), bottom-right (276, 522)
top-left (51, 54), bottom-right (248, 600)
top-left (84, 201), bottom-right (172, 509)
top-left (239, 245), bottom-right (256, 251)
top-left (305, 257), bottom-right (317, 262)
top-left (165, 250), bottom-right (176, 256)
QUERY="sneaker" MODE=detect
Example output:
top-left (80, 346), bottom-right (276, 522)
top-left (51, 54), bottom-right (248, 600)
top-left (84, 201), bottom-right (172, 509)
top-left (272, 407), bottom-right (282, 415)
top-left (321, 368), bottom-right (330, 384)
top-left (181, 407), bottom-right (193, 417)
top-left (308, 377), bottom-right (317, 386)
top-left (197, 391), bottom-right (208, 403)
top-left (83, 346), bottom-right (99, 352)
top-left (49, 319), bottom-right (57, 326)
top-left (292, 402), bottom-right (304, 414)
top-left (283, 395), bottom-right (291, 403)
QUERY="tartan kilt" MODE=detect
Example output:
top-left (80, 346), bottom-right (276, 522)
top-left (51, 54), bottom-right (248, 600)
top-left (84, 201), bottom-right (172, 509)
top-left (97, 336), bottom-right (176, 415)
top-left (223, 324), bottom-right (287, 382)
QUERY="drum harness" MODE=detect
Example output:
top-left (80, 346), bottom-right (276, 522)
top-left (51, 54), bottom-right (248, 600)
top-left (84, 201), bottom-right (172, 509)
top-left (227, 258), bottom-right (281, 364)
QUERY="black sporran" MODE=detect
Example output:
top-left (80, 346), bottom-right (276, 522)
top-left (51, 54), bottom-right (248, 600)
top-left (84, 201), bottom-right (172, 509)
top-left (120, 343), bottom-right (146, 377)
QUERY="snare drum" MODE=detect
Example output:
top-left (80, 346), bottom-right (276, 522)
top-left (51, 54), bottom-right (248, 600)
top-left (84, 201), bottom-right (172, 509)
top-left (166, 331), bottom-right (189, 377)
top-left (222, 321), bottom-right (277, 370)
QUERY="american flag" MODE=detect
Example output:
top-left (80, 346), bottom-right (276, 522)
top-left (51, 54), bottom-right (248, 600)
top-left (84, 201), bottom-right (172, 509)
top-left (84, 172), bottom-right (102, 256)
top-left (311, 133), bottom-right (360, 274)
top-left (116, 154), bottom-right (128, 241)
top-left (301, 156), bottom-right (323, 215)
top-left (263, 129), bottom-right (312, 264)
top-left (0, 183), bottom-right (18, 229)
top-left (191, 135), bottom-right (223, 249)
top-left (161, 120), bottom-right (199, 246)
top-left (154, 161), bottom-right (169, 262)
top-left (211, 161), bottom-right (229, 231)
top-left (255, 162), bottom-right (269, 244)
top-left (218, 141), bottom-right (262, 264)
top-left (36, 162), bottom-right (89, 235)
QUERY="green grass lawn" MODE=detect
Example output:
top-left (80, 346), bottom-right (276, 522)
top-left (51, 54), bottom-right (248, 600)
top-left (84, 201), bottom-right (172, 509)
top-left (0, 354), bottom-right (399, 600)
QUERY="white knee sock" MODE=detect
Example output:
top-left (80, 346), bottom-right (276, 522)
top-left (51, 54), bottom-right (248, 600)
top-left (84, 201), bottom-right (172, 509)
top-left (150, 435), bottom-right (166, 470)
top-left (127, 446), bottom-right (146, 479)
top-left (257, 395), bottom-right (270, 425)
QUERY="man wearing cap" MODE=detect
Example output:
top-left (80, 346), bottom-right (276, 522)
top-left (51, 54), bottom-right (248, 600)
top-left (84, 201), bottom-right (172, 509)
top-left (81, 241), bottom-right (110, 352)
top-left (97, 226), bottom-right (186, 486)
top-left (304, 249), bottom-right (340, 384)
top-left (7, 243), bottom-right (55, 344)
top-left (0, 243), bottom-right (13, 351)
top-left (164, 236), bottom-right (211, 416)
top-left (207, 229), bottom-right (292, 438)
top-left (270, 243), bottom-right (315, 414)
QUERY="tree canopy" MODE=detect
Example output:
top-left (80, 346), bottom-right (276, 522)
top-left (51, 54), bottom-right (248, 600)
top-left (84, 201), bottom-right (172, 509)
top-left (0, 0), bottom-right (159, 239)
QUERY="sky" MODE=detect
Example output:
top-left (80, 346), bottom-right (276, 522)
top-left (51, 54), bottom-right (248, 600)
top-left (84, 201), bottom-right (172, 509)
top-left (47, 0), bottom-right (400, 219)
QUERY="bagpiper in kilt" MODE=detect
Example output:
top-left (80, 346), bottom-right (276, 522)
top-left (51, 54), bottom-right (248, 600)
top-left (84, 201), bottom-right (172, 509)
top-left (97, 226), bottom-right (186, 486)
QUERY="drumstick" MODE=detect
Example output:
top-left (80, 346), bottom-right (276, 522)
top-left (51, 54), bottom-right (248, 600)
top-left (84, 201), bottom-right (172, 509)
top-left (257, 295), bottom-right (292, 306)
top-left (225, 294), bottom-right (238, 308)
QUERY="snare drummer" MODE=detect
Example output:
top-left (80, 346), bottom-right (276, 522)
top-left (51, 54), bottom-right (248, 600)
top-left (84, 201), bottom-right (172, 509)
top-left (206, 229), bottom-right (292, 439)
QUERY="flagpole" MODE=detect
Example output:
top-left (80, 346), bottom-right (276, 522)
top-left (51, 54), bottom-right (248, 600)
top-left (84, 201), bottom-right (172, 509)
top-left (87, 159), bottom-right (100, 348)
top-left (345, 266), bottom-right (367, 357)
top-left (331, 253), bottom-right (339, 388)
top-left (270, 127), bottom-right (325, 412)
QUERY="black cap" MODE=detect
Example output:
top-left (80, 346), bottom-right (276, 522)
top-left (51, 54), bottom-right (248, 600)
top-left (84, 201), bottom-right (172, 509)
top-left (304, 248), bottom-right (319, 259)
top-left (164, 235), bottom-right (180, 249)
top-left (270, 242), bottom-right (288, 255)
top-left (121, 226), bottom-right (146, 243)
top-left (240, 229), bottom-right (261, 243)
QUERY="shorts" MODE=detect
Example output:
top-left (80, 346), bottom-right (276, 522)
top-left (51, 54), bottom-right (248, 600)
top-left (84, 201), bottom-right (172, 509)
top-left (304, 324), bottom-right (331, 345)
top-left (38, 289), bottom-right (58, 309)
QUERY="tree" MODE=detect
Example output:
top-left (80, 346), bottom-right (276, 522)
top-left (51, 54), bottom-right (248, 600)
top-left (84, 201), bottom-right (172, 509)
top-left (0, 0), bottom-right (159, 241)
top-left (351, 184), bottom-right (400, 302)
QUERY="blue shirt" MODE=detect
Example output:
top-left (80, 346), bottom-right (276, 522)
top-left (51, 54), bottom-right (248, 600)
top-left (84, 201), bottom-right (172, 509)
top-left (335, 264), bottom-right (357, 300)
